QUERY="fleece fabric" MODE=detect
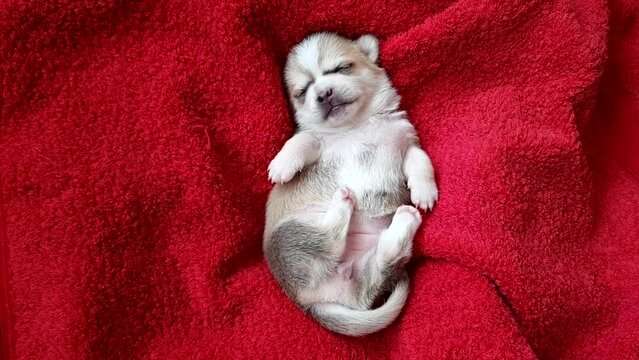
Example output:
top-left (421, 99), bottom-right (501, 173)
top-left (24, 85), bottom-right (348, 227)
top-left (1, 0), bottom-right (638, 359)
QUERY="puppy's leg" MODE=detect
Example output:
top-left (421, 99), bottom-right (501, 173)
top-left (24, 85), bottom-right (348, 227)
top-left (376, 205), bottom-right (421, 268)
top-left (268, 132), bottom-right (321, 183)
top-left (320, 187), bottom-right (354, 258)
top-left (356, 205), bottom-right (421, 308)
top-left (403, 145), bottom-right (438, 211)
top-left (265, 188), bottom-right (354, 303)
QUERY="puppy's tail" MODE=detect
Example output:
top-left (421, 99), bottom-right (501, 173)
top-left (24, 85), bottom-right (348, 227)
top-left (308, 276), bottom-right (409, 336)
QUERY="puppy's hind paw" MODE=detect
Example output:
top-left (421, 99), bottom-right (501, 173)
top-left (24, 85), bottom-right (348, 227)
top-left (337, 187), bottom-right (353, 203)
top-left (386, 205), bottom-right (422, 241)
top-left (322, 187), bottom-right (355, 229)
top-left (330, 187), bottom-right (355, 208)
top-left (394, 205), bottom-right (422, 229)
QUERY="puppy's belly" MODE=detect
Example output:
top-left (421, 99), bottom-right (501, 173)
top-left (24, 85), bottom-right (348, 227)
top-left (298, 204), bottom-right (392, 263)
top-left (343, 213), bottom-right (391, 263)
top-left (295, 207), bottom-right (392, 308)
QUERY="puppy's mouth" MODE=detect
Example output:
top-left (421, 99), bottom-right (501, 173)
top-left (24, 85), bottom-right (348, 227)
top-left (321, 99), bottom-right (356, 120)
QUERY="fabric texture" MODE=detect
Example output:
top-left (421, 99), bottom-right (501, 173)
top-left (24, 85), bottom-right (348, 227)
top-left (1, 0), bottom-right (638, 358)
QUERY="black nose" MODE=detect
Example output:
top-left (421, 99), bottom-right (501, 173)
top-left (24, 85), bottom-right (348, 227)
top-left (316, 88), bottom-right (333, 103)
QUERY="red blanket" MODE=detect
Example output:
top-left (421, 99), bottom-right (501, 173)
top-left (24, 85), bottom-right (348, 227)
top-left (1, 0), bottom-right (638, 358)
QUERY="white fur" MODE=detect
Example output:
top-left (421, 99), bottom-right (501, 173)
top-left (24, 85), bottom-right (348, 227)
top-left (404, 146), bottom-right (439, 210)
top-left (264, 33), bottom-right (439, 336)
top-left (268, 132), bottom-right (321, 183)
top-left (356, 35), bottom-right (380, 63)
top-left (298, 36), bottom-right (321, 70)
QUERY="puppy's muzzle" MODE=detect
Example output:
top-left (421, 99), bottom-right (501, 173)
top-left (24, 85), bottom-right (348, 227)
top-left (317, 88), bottom-right (353, 119)
top-left (317, 88), bottom-right (333, 104)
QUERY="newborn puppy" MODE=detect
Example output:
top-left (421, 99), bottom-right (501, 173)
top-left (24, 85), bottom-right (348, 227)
top-left (264, 33), bottom-right (438, 336)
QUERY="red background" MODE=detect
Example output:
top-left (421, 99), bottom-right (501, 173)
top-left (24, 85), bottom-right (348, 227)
top-left (1, 0), bottom-right (638, 358)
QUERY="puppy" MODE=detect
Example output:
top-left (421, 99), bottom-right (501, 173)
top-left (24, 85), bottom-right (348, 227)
top-left (263, 33), bottom-right (438, 336)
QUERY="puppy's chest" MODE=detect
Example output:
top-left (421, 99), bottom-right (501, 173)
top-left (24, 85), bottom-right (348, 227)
top-left (324, 141), bottom-right (400, 184)
top-left (318, 125), bottom-right (410, 215)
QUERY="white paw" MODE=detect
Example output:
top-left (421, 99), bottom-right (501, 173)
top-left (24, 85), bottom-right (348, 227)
top-left (268, 153), bottom-right (304, 183)
top-left (330, 187), bottom-right (355, 209)
top-left (394, 205), bottom-right (422, 231)
top-left (408, 179), bottom-right (438, 211)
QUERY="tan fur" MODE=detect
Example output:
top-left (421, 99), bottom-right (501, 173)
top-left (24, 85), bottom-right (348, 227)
top-left (263, 33), bottom-right (438, 336)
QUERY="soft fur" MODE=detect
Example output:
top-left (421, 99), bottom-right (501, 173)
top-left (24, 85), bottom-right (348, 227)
top-left (263, 33), bottom-right (438, 336)
top-left (3, 1), bottom-right (638, 358)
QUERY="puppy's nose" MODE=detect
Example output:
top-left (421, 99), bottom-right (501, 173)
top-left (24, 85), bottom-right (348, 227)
top-left (316, 88), bottom-right (333, 103)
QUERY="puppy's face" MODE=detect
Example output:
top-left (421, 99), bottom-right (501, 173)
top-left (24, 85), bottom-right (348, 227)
top-left (284, 33), bottom-right (387, 130)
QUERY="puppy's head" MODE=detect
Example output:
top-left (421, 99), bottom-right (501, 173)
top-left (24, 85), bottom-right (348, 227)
top-left (284, 33), bottom-right (394, 130)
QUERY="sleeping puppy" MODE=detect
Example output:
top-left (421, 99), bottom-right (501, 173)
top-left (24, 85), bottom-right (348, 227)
top-left (264, 32), bottom-right (438, 336)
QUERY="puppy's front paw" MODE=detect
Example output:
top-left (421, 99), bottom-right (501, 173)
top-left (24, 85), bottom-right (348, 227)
top-left (268, 153), bottom-right (304, 183)
top-left (408, 179), bottom-right (439, 211)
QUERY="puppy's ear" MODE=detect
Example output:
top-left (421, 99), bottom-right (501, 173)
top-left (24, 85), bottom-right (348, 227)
top-left (356, 35), bottom-right (379, 63)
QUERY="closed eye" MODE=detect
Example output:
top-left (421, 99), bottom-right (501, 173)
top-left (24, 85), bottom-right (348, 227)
top-left (295, 82), bottom-right (312, 100)
top-left (324, 63), bottom-right (353, 75)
